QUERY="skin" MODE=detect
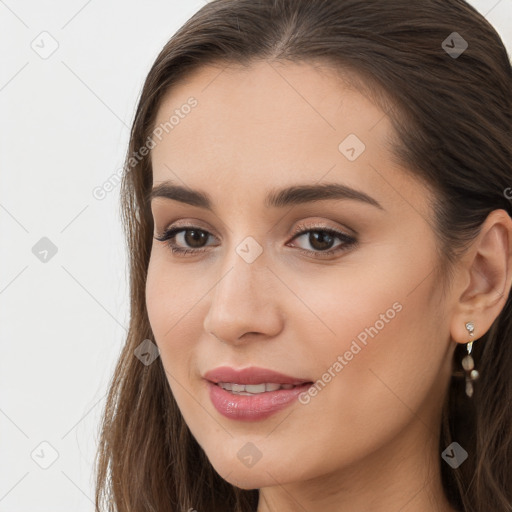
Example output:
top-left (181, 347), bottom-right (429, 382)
top-left (145, 60), bottom-right (512, 512)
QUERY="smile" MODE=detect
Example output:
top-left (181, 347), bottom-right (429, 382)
top-left (216, 382), bottom-right (298, 394)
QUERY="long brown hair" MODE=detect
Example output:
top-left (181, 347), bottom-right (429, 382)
top-left (94, 1), bottom-right (512, 510)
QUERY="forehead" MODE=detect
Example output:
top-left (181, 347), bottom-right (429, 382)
top-left (152, 60), bottom-right (387, 149)
top-left (149, 60), bottom-right (422, 211)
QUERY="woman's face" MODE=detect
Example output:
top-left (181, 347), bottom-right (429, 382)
top-left (146, 61), bottom-right (456, 490)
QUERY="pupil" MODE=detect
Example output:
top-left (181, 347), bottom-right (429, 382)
top-left (310, 231), bottom-right (333, 251)
top-left (185, 229), bottom-right (208, 248)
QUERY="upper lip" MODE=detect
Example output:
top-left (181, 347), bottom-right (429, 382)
top-left (204, 366), bottom-right (311, 386)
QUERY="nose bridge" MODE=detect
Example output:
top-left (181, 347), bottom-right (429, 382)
top-left (215, 223), bottom-right (269, 300)
top-left (211, 242), bottom-right (267, 317)
top-left (203, 238), bottom-right (282, 342)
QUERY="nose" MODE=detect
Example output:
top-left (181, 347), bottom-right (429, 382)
top-left (203, 245), bottom-right (283, 346)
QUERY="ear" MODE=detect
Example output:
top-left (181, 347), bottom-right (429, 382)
top-left (450, 209), bottom-right (512, 345)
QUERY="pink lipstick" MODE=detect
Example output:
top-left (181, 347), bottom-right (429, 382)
top-left (204, 366), bottom-right (313, 421)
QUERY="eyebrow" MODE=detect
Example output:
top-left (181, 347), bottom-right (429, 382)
top-left (147, 180), bottom-right (384, 210)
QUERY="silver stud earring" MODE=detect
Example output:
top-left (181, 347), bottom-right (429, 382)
top-left (462, 321), bottom-right (479, 397)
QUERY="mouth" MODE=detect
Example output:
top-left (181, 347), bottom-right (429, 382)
top-left (214, 382), bottom-right (307, 395)
top-left (203, 366), bottom-right (313, 421)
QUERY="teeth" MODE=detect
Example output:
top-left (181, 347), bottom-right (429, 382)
top-left (217, 382), bottom-right (299, 394)
top-left (246, 384), bottom-right (267, 393)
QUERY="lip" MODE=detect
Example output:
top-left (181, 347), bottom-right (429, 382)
top-left (203, 366), bottom-right (313, 421)
top-left (203, 366), bottom-right (310, 386)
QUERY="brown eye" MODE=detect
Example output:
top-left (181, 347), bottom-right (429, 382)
top-left (304, 231), bottom-right (336, 251)
top-left (154, 224), bottom-right (357, 259)
top-left (181, 229), bottom-right (209, 248)
top-left (154, 226), bottom-right (216, 255)
top-left (287, 226), bottom-right (357, 259)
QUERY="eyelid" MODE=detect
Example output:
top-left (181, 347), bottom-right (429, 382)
top-left (287, 224), bottom-right (357, 257)
top-left (159, 218), bottom-right (215, 233)
top-left (290, 220), bottom-right (355, 238)
top-left (157, 218), bottom-right (354, 239)
top-left (155, 221), bottom-right (350, 242)
top-left (154, 220), bottom-right (358, 260)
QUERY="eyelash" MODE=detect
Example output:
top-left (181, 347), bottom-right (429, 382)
top-left (154, 223), bottom-right (357, 259)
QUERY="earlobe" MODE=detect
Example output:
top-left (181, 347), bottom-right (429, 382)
top-left (450, 209), bottom-right (512, 345)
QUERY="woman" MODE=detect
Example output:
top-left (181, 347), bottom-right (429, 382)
top-left (95, 1), bottom-right (512, 510)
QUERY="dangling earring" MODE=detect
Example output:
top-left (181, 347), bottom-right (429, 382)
top-left (462, 321), bottom-right (479, 397)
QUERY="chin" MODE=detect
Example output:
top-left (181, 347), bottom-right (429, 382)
top-left (216, 465), bottom-right (280, 490)
top-left (201, 446), bottom-right (283, 489)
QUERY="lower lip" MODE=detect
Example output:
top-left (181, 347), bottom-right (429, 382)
top-left (206, 380), bottom-right (313, 421)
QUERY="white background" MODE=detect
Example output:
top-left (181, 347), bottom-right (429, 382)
top-left (1, 1), bottom-right (511, 510)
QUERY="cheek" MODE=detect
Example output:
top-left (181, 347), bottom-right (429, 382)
top-left (145, 256), bottom-right (202, 375)
top-left (288, 241), bottom-right (445, 428)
